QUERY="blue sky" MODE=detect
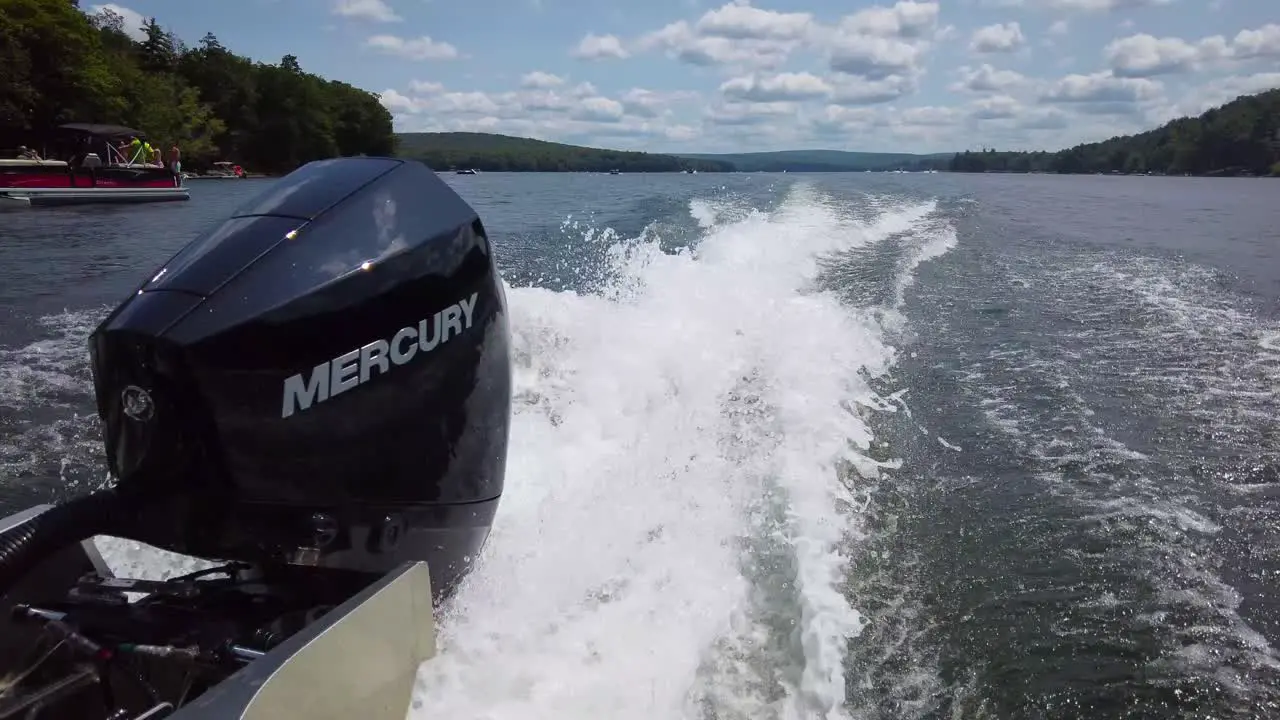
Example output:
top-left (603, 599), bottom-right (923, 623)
top-left (92, 0), bottom-right (1279, 154)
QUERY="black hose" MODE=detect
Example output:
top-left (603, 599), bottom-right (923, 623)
top-left (0, 489), bottom-right (127, 598)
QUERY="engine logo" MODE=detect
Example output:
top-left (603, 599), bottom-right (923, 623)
top-left (280, 291), bottom-right (479, 419)
top-left (121, 385), bottom-right (155, 422)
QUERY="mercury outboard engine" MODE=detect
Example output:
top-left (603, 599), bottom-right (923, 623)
top-left (0, 158), bottom-right (511, 720)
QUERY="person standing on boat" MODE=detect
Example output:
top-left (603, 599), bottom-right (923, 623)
top-left (169, 143), bottom-right (182, 186)
top-left (128, 136), bottom-right (143, 164)
top-left (127, 136), bottom-right (153, 165)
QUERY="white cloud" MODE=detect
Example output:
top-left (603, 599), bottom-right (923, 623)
top-left (818, 2), bottom-right (941, 99)
top-left (378, 89), bottom-right (421, 115)
top-left (951, 64), bottom-right (1031, 93)
top-left (521, 71), bottom-right (566, 89)
top-left (408, 80), bottom-right (444, 94)
top-left (720, 72), bottom-right (832, 102)
top-left (835, 1), bottom-right (940, 39)
top-left (1045, 0), bottom-right (1172, 10)
top-left (1233, 24), bottom-right (1280, 60)
top-left (627, 1), bottom-right (943, 76)
top-left (695, 3), bottom-right (814, 40)
top-left (991, 0), bottom-right (1173, 11)
top-left (1017, 107), bottom-right (1072, 129)
top-left (970, 23), bottom-right (1026, 53)
top-left (572, 34), bottom-right (630, 60)
top-left (706, 100), bottom-right (797, 126)
top-left (830, 74), bottom-right (919, 105)
top-left (621, 88), bottom-right (698, 117)
top-left (375, 3), bottom-right (1280, 153)
top-left (332, 0), bottom-right (401, 22)
top-left (971, 94), bottom-right (1022, 119)
top-left (572, 97), bottom-right (626, 122)
top-left (900, 105), bottom-right (962, 125)
top-left (638, 19), bottom-right (805, 68)
top-left (382, 77), bottom-right (704, 147)
top-left (829, 36), bottom-right (927, 79)
top-left (365, 35), bottom-right (460, 61)
top-left (88, 3), bottom-right (147, 41)
top-left (1103, 25), bottom-right (1280, 78)
top-left (1104, 35), bottom-right (1210, 76)
top-left (1040, 71), bottom-right (1163, 105)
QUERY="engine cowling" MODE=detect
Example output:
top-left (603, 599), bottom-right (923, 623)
top-left (88, 157), bottom-right (511, 596)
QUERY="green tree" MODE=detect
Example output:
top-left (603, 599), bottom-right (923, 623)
top-left (2, 0), bottom-right (395, 173)
top-left (138, 17), bottom-right (177, 73)
top-left (0, 0), bottom-right (119, 131)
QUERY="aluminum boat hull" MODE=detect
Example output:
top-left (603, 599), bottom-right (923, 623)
top-left (0, 505), bottom-right (438, 720)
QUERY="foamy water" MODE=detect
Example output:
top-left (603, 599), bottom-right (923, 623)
top-left (406, 186), bottom-right (954, 720)
top-left (0, 182), bottom-right (955, 720)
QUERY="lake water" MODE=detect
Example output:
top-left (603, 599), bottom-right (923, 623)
top-left (1, 171), bottom-right (1278, 719)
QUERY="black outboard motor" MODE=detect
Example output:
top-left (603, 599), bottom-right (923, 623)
top-left (85, 156), bottom-right (511, 595)
top-left (0, 158), bottom-right (510, 720)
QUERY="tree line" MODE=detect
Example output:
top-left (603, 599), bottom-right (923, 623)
top-left (0, 0), bottom-right (394, 173)
top-left (947, 89), bottom-right (1280, 177)
top-left (395, 132), bottom-right (736, 173)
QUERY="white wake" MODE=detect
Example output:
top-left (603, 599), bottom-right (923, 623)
top-left (407, 185), bottom-right (954, 720)
top-left (0, 182), bottom-right (957, 720)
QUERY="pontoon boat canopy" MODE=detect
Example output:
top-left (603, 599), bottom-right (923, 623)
top-left (57, 123), bottom-right (147, 139)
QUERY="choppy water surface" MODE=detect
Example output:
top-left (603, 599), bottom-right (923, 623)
top-left (0, 172), bottom-right (1277, 719)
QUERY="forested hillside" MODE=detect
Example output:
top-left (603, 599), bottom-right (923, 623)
top-left (0, 0), bottom-right (394, 172)
top-left (395, 132), bottom-right (734, 173)
top-left (948, 89), bottom-right (1280, 176)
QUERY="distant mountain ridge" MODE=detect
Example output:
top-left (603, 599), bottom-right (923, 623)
top-left (393, 132), bottom-right (734, 173)
top-left (673, 150), bottom-right (955, 172)
top-left (393, 132), bottom-right (953, 172)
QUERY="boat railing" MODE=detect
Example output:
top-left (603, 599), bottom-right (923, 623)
top-left (0, 157), bottom-right (161, 171)
top-left (0, 158), bottom-right (69, 168)
top-left (102, 142), bottom-right (164, 170)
